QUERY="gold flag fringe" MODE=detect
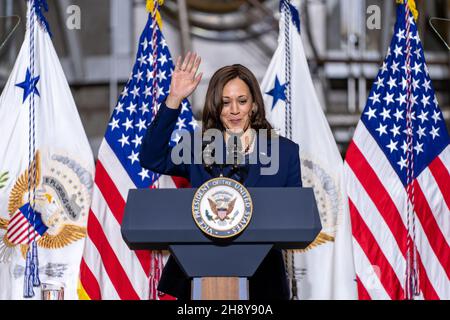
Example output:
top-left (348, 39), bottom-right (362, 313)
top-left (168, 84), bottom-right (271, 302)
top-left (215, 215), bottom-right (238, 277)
top-left (397, 0), bottom-right (419, 21)
top-left (147, 0), bottom-right (164, 29)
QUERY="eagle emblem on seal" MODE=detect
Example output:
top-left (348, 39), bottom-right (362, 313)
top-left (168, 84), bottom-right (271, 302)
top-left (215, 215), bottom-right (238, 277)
top-left (207, 196), bottom-right (236, 221)
top-left (0, 151), bottom-right (88, 262)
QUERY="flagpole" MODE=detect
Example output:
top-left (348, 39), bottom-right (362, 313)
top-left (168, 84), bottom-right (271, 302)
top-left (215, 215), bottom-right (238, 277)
top-left (24, 0), bottom-right (39, 298)
top-left (148, 0), bottom-right (164, 300)
top-left (403, 0), bottom-right (420, 300)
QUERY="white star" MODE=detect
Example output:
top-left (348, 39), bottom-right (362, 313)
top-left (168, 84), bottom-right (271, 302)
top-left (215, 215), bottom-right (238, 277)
top-left (144, 86), bottom-right (152, 98)
top-left (131, 134), bottom-right (143, 148)
top-left (394, 45), bottom-right (403, 58)
top-left (414, 48), bottom-right (421, 59)
top-left (394, 109), bottom-right (404, 122)
top-left (410, 94), bottom-right (418, 107)
top-left (122, 118), bottom-right (133, 131)
top-left (396, 29), bottom-right (405, 42)
top-left (130, 86), bottom-right (140, 99)
top-left (160, 38), bottom-right (168, 49)
top-left (115, 102), bottom-right (124, 114)
top-left (386, 140), bottom-right (398, 153)
top-left (403, 127), bottom-right (413, 137)
top-left (417, 126), bottom-right (427, 139)
top-left (190, 119), bottom-right (199, 130)
top-left (176, 118), bottom-right (186, 130)
top-left (412, 62), bottom-right (422, 75)
top-left (138, 168), bottom-right (150, 181)
top-left (134, 70), bottom-right (143, 83)
top-left (380, 62), bottom-right (388, 74)
top-left (156, 70), bottom-right (167, 82)
top-left (387, 77), bottom-right (397, 90)
top-left (180, 101), bottom-right (190, 114)
top-left (146, 69), bottom-right (154, 82)
top-left (108, 118), bottom-right (120, 131)
top-left (421, 95), bottom-right (430, 108)
top-left (158, 54), bottom-right (168, 66)
top-left (146, 53), bottom-right (155, 65)
top-left (400, 141), bottom-right (409, 154)
top-left (141, 38), bottom-right (149, 51)
top-left (368, 92), bottom-right (381, 105)
top-left (430, 126), bottom-right (440, 140)
top-left (128, 150), bottom-right (140, 165)
top-left (432, 110), bottom-right (441, 123)
top-left (156, 86), bottom-right (165, 99)
top-left (411, 31), bottom-right (420, 44)
top-left (364, 107), bottom-right (377, 120)
top-left (390, 124), bottom-right (401, 137)
top-left (414, 142), bottom-right (424, 155)
top-left (424, 63), bottom-right (430, 76)
top-left (135, 118), bottom-right (147, 132)
top-left (383, 92), bottom-right (395, 106)
top-left (417, 110), bottom-right (429, 123)
top-left (379, 108), bottom-right (391, 121)
top-left (412, 78), bottom-right (420, 91)
top-left (374, 77), bottom-right (384, 90)
top-left (401, 77), bottom-right (408, 90)
top-left (121, 87), bottom-right (128, 98)
top-left (375, 123), bottom-right (388, 136)
top-left (137, 53), bottom-right (147, 66)
top-left (396, 93), bottom-right (407, 106)
top-left (127, 102), bottom-right (137, 115)
top-left (140, 102), bottom-right (149, 115)
top-left (171, 133), bottom-right (181, 144)
top-left (422, 79), bottom-right (431, 93)
top-left (386, 47), bottom-right (392, 57)
top-left (401, 64), bottom-right (410, 74)
top-left (397, 156), bottom-right (407, 170)
top-left (118, 134), bottom-right (130, 147)
top-left (390, 61), bottom-right (400, 75)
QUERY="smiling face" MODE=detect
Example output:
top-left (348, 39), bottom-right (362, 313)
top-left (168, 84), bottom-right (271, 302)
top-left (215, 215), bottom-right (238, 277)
top-left (220, 77), bottom-right (255, 133)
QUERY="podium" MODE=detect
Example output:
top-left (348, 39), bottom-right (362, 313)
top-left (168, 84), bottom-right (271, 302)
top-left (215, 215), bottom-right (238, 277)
top-left (121, 187), bottom-right (321, 300)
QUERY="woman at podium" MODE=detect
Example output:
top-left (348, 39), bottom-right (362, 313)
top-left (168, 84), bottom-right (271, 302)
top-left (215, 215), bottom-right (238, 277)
top-left (140, 52), bottom-right (302, 300)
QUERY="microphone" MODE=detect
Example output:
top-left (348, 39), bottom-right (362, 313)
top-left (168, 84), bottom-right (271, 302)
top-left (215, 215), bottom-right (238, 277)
top-left (226, 135), bottom-right (249, 183)
top-left (202, 140), bottom-right (217, 177)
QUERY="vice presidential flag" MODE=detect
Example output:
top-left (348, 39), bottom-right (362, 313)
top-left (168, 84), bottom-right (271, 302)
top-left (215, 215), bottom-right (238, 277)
top-left (78, 1), bottom-right (195, 300)
top-left (344, 1), bottom-right (449, 299)
top-left (261, 0), bottom-right (357, 299)
top-left (0, 1), bottom-right (95, 299)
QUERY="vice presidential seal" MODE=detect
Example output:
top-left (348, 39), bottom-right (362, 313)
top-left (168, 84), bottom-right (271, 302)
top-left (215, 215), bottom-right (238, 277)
top-left (192, 177), bottom-right (252, 239)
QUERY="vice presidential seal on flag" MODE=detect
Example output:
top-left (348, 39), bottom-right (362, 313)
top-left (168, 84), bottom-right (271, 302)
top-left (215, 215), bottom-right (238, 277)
top-left (0, 0), bottom-right (94, 299)
top-left (261, 0), bottom-right (356, 299)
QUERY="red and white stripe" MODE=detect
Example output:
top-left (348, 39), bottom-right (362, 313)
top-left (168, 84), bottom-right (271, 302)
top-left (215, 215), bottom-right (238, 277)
top-left (7, 211), bottom-right (41, 245)
top-left (345, 124), bottom-right (450, 300)
top-left (79, 140), bottom-right (183, 300)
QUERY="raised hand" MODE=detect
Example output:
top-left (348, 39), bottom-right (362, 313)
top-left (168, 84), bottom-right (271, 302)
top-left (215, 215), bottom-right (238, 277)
top-left (166, 52), bottom-right (202, 109)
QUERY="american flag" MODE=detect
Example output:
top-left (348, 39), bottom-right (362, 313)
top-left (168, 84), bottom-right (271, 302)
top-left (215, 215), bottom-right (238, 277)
top-left (7, 204), bottom-right (48, 245)
top-left (78, 6), bottom-right (196, 300)
top-left (344, 2), bottom-right (449, 300)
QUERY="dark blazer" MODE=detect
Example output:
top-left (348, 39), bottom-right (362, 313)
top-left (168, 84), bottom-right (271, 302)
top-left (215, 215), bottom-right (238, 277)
top-left (139, 102), bottom-right (302, 300)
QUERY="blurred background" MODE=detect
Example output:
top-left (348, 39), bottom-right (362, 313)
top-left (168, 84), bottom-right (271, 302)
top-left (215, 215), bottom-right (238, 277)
top-left (0, 0), bottom-right (449, 157)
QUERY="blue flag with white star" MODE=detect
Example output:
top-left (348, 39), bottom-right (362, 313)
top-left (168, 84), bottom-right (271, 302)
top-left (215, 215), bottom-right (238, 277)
top-left (260, 0), bottom-right (357, 299)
